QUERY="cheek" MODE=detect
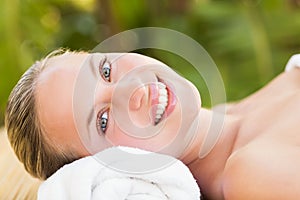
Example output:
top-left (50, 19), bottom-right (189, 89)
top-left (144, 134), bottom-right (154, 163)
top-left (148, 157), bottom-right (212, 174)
top-left (114, 63), bottom-right (138, 81)
top-left (114, 54), bottom-right (158, 79)
top-left (105, 108), bottom-right (182, 152)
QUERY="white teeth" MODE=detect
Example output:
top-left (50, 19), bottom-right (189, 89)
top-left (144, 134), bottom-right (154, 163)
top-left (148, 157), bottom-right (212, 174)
top-left (159, 88), bottom-right (167, 96)
top-left (158, 82), bottom-right (166, 89)
top-left (156, 107), bottom-right (164, 115)
top-left (155, 82), bottom-right (168, 124)
top-left (159, 96), bottom-right (168, 103)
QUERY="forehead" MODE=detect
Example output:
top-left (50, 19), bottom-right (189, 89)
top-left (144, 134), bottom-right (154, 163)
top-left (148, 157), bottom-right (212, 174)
top-left (40, 52), bottom-right (89, 76)
top-left (35, 52), bottom-right (90, 149)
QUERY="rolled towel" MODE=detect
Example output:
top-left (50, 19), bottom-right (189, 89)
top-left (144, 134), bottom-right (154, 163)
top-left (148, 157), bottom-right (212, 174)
top-left (38, 147), bottom-right (201, 200)
top-left (285, 54), bottom-right (300, 71)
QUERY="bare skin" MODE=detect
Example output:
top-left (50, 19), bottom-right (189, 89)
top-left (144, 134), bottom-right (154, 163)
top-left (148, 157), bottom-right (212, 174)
top-left (187, 69), bottom-right (300, 199)
top-left (36, 52), bottom-right (300, 199)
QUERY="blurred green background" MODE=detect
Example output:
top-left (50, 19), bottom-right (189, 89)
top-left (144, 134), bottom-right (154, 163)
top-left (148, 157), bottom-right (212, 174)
top-left (1, 0), bottom-right (300, 126)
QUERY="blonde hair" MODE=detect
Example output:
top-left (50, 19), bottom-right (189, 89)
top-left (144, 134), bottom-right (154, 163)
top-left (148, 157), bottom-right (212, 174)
top-left (5, 49), bottom-right (78, 180)
top-left (0, 128), bottom-right (40, 199)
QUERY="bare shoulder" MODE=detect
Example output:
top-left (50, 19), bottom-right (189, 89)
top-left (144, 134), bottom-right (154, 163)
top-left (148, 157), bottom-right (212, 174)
top-left (223, 69), bottom-right (300, 114)
top-left (222, 137), bottom-right (300, 200)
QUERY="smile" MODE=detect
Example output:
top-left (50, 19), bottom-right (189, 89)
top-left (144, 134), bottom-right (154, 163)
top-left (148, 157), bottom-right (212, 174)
top-left (155, 82), bottom-right (168, 124)
top-left (150, 77), bottom-right (176, 125)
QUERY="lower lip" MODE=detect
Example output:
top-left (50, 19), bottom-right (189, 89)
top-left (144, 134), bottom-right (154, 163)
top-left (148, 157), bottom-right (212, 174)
top-left (163, 80), bottom-right (176, 117)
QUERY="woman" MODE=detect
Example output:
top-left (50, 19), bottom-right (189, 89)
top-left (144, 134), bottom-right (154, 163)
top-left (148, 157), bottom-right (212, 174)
top-left (5, 50), bottom-right (300, 199)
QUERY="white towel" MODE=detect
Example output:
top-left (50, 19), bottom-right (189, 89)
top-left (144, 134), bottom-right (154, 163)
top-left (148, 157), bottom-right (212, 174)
top-left (285, 54), bottom-right (300, 71)
top-left (38, 147), bottom-right (201, 200)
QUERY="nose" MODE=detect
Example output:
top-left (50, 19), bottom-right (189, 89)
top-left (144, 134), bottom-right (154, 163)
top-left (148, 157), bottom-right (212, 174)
top-left (129, 85), bottom-right (147, 110)
top-left (94, 83), bottom-right (115, 105)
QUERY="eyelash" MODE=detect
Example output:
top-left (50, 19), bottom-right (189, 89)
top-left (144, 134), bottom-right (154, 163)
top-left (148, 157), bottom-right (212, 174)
top-left (96, 108), bottom-right (109, 134)
top-left (99, 56), bottom-right (112, 82)
top-left (96, 56), bottom-right (111, 134)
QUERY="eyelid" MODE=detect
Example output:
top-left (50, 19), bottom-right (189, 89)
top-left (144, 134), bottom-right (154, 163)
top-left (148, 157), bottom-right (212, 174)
top-left (96, 107), bottom-right (110, 135)
top-left (99, 56), bottom-right (112, 82)
top-left (99, 55), bottom-right (108, 67)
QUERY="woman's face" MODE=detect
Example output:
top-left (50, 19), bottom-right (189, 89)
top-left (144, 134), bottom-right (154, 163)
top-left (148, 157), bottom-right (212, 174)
top-left (36, 52), bottom-right (201, 157)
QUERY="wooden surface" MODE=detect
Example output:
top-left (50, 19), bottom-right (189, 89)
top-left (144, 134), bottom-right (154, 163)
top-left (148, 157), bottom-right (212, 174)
top-left (0, 128), bottom-right (41, 200)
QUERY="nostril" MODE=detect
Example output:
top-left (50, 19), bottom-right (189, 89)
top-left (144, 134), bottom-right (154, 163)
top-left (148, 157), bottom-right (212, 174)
top-left (129, 86), bottom-right (146, 110)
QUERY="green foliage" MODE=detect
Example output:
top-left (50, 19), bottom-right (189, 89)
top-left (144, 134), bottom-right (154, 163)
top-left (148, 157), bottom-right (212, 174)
top-left (1, 0), bottom-right (300, 125)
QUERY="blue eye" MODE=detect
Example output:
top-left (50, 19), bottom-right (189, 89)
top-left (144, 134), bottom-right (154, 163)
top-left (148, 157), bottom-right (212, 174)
top-left (100, 58), bottom-right (111, 82)
top-left (97, 110), bottom-right (109, 134)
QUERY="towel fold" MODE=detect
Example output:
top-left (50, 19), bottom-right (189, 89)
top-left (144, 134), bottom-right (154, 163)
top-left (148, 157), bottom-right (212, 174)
top-left (38, 147), bottom-right (201, 200)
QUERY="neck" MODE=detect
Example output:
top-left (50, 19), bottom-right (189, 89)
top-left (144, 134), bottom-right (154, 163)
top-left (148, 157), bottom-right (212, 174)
top-left (181, 107), bottom-right (240, 199)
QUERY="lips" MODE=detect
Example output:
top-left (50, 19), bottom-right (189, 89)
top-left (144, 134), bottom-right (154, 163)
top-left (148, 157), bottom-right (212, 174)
top-left (150, 77), bottom-right (176, 125)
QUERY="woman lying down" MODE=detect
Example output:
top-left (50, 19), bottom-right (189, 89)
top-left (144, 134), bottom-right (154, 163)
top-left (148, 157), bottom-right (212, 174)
top-left (5, 50), bottom-right (300, 200)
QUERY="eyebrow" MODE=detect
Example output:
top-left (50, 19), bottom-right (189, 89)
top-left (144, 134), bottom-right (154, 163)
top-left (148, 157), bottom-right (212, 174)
top-left (86, 55), bottom-right (98, 135)
top-left (85, 53), bottom-right (108, 134)
top-left (87, 106), bottom-right (95, 136)
top-left (89, 54), bottom-right (98, 79)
